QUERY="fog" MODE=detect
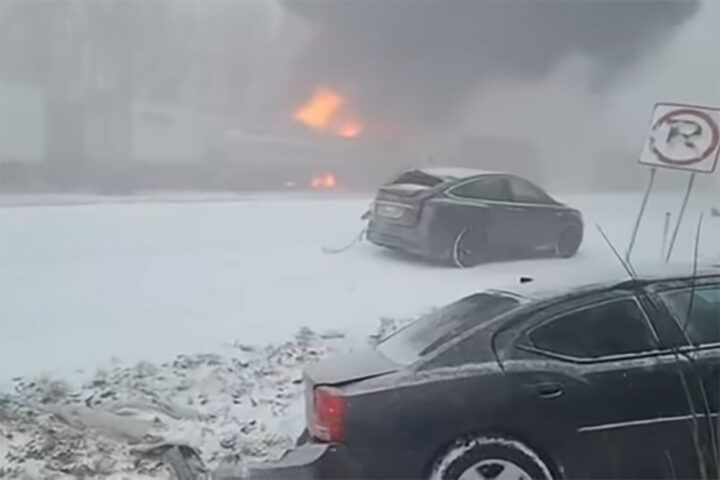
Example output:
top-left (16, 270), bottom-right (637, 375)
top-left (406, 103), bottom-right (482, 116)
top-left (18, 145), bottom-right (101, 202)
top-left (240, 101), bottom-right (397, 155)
top-left (1, 0), bottom-right (718, 193)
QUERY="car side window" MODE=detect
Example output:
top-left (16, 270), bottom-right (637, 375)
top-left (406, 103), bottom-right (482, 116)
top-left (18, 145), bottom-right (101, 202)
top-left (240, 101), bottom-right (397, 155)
top-left (508, 177), bottom-right (552, 204)
top-left (528, 298), bottom-right (657, 359)
top-left (450, 177), bottom-right (510, 202)
top-left (658, 285), bottom-right (720, 346)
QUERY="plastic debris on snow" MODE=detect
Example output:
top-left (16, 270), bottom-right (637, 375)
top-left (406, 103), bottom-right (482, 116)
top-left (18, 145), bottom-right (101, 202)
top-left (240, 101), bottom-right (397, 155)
top-left (0, 319), bottom-right (411, 479)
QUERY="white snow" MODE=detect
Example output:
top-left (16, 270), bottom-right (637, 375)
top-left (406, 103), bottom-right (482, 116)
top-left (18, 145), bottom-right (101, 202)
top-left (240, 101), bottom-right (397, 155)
top-left (1, 190), bottom-right (718, 477)
top-left (2, 191), bottom-right (717, 383)
top-left (419, 166), bottom-right (502, 179)
top-left (381, 183), bottom-right (433, 192)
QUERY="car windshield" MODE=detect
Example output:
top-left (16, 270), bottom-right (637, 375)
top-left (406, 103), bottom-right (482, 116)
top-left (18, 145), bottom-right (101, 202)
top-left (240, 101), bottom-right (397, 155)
top-left (389, 170), bottom-right (445, 187)
top-left (378, 293), bottom-right (520, 365)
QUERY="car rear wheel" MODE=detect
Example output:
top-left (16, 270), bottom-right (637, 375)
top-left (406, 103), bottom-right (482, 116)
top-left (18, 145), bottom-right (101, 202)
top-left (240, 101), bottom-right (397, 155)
top-left (451, 227), bottom-right (486, 268)
top-left (430, 436), bottom-right (554, 480)
top-left (556, 225), bottom-right (581, 258)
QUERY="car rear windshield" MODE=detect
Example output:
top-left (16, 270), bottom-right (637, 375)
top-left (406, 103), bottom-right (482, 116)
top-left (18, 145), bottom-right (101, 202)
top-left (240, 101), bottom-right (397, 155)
top-left (389, 170), bottom-right (445, 187)
top-left (377, 293), bottom-right (520, 365)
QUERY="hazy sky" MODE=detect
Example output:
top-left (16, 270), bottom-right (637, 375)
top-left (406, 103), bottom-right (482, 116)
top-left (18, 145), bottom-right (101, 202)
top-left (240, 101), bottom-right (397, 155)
top-left (1, 0), bottom-right (717, 191)
top-left (602, 0), bottom-right (720, 145)
top-left (444, 0), bottom-right (719, 179)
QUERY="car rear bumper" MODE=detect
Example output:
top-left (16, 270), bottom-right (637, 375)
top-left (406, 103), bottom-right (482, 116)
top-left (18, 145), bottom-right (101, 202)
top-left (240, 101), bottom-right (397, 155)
top-left (367, 220), bottom-right (437, 258)
top-left (213, 443), bottom-right (362, 480)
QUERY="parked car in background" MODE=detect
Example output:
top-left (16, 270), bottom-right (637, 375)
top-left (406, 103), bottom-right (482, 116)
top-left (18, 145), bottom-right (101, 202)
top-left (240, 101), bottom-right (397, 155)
top-left (244, 266), bottom-right (720, 480)
top-left (366, 168), bottom-right (584, 267)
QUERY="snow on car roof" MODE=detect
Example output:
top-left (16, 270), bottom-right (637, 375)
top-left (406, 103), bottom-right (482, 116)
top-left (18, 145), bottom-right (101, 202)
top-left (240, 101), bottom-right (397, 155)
top-left (385, 183), bottom-right (433, 192)
top-left (418, 167), bottom-right (503, 180)
top-left (488, 261), bottom-right (720, 301)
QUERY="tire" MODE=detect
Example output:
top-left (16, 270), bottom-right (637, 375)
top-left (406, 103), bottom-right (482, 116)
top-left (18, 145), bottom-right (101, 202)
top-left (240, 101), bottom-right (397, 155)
top-left (451, 227), bottom-right (486, 268)
top-left (430, 436), bottom-right (555, 480)
top-left (295, 429), bottom-right (310, 446)
top-left (556, 224), bottom-right (581, 258)
top-left (163, 446), bottom-right (207, 480)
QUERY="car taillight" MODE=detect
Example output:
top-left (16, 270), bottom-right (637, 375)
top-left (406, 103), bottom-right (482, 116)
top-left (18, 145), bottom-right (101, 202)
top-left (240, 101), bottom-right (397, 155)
top-left (312, 386), bottom-right (345, 442)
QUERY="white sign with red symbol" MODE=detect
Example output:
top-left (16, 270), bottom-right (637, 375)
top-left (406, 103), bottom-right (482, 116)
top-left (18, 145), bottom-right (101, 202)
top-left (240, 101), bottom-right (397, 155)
top-left (639, 103), bottom-right (720, 173)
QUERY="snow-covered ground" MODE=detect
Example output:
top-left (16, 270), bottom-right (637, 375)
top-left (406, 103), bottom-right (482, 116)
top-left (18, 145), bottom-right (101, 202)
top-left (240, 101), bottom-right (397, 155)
top-left (1, 190), bottom-right (718, 477)
top-left (0, 326), bottom-right (385, 478)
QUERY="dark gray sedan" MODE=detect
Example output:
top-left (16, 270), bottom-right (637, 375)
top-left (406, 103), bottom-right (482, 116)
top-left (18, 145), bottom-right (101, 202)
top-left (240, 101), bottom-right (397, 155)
top-left (239, 267), bottom-right (719, 480)
top-left (366, 168), bottom-right (583, 267)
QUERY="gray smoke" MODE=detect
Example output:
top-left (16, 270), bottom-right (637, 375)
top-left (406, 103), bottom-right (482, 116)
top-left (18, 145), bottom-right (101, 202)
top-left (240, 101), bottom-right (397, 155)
top-left (283, 0), bottom-right (699, 136)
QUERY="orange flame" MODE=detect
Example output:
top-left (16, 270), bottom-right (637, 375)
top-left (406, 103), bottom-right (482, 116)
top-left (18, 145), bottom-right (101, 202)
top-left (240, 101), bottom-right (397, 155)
top-left (335, 120), bottom-right (362, 139)
top-left (294, 87), bottom-right (362, 138)
top-left (311, 172), bottom-right (337, 190)
top-left (294, 87), bottom-right (343, 130)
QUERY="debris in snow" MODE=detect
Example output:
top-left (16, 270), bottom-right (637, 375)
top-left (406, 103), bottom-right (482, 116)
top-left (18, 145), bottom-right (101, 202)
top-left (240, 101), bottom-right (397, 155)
top-left (319, 330), bottom-right (346, 340)
top-left (0, 396), bottom-right (170, 478)
top-left (0, 322), bottom-right (407, 478)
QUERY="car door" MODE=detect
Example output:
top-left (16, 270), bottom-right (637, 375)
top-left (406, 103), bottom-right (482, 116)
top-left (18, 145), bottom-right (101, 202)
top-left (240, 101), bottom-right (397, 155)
top-left (505, 175), bottom-right (562, 252)
top-left (507, 293), bottom-right (699, 479)
top-left (445, 176), bottom-right (520, 253)
top-left (655, 282), bottom-right (720, 478)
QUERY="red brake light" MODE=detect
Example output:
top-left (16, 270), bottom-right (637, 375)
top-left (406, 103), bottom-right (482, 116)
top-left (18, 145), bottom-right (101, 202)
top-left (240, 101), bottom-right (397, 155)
top-left (312, 386), bottom-right (345, 442)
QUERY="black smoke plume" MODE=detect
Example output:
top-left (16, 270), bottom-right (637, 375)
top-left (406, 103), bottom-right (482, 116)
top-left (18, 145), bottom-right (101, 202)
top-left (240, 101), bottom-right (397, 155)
top-left (283, 0), bottom-right (699, 135)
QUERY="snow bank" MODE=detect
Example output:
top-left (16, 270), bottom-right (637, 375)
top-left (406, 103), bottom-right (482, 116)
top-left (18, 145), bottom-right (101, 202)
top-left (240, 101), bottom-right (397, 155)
top-left (0, 322), bottom-right (407, 479)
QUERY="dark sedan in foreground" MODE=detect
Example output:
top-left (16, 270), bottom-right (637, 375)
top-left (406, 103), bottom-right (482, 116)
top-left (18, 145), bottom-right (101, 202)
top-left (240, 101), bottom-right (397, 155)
top-left (366, 168), bottom-right (583, 267)
top-left (240, 267), bottom-right (719, 480)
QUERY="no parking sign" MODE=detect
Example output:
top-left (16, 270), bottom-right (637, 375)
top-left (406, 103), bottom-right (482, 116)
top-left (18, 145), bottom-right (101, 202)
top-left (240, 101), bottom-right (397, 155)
top-left (628, 102), bottom-right (719, 263)
top-left (638, 103), bottom-right (720, 173)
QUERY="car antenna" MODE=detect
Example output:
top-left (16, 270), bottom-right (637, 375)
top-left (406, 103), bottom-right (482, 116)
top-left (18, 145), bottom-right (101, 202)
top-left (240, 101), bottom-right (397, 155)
top-left (677, 212), bottom-right (718, 475)
top-left (595, 224), bottom-right (638, 281)
top-left (681, 212), bottom-right (703, 334)
top-left (519, 276), bottom-right (533, 284)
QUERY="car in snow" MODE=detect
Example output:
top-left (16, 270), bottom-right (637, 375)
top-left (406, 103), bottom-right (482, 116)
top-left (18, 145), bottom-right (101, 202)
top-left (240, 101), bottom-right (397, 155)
top-left (365, 168), bottom-right (583, 267)
top-left (243, 266), bottom-right (720, 480)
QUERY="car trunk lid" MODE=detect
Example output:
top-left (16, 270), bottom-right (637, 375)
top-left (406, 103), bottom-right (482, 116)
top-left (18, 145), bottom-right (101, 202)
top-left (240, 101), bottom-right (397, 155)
top-left (372, 170), bottom-right (447, 226)
top-left (304, 347), bottom-right (400, 387)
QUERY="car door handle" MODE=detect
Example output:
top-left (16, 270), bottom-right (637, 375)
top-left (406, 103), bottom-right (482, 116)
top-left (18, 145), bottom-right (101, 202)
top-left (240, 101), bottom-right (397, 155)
top-left (533, 382), bottom-right (563, 399)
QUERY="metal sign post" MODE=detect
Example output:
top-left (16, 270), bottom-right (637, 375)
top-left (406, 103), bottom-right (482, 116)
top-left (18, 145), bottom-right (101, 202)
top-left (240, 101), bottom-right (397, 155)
top-left (665, 172), bottom-right (696, 262)
top-left (661, 211), bottom-right (671, 261)
top-left (625, 167), bottom-right (656, 262)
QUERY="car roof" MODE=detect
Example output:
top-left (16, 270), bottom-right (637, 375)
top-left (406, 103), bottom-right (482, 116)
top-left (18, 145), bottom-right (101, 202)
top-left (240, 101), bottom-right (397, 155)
top-left (356, 262), bottom-right (719, 387)
top-left (417, 167), bottom-right (505, 180)
top-left (487, 261), bottom-right (720, 302)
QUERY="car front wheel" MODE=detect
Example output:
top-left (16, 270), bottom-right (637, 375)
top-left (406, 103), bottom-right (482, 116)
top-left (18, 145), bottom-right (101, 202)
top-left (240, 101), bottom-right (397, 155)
top-left (430, 436), bottom-right (555, 480)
